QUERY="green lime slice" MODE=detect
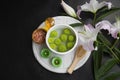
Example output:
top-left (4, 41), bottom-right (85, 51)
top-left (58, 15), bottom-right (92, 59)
top-left (50, 30), bottom-right (58, 37)
top-left (60, 34), bottom-right (67, 42)
top-left (58, 44), bottom-right (67, 52)
top-left (54, 38), bottom-right (61, 45)
top-left (63, 28), bottom-right (71, 34)
top-left (51, 57), bottom-right (62, 67)
top-left (40, 48), bottom-right (51, 58)
top-left (68, 35), bottom-right (75, 41)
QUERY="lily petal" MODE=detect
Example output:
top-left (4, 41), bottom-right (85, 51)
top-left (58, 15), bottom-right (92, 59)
top-left (85, 24), bottom-right (95, 32)
top-left (83, 40), bottom-right (94, 51)
top-left (95, 20), bottom-right (112, 34)
top-left (110, 28), bottom-right (118, 38)
top-left (81, 0), bottom-right (112, 13)
top-left (77, 5), bottom-right (81, 19)
top-left (61, 0), bottom-right (77, 17)
top-left (78, 24), bottom-right (100, 51)
top-left (104, 2), bottom-right (112, 9)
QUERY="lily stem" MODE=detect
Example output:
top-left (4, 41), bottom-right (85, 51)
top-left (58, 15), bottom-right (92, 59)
top-left (93, 13), bottom-right (97, 26)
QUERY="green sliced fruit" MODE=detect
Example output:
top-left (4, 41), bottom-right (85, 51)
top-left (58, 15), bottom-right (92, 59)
top-left (51, 57), bottom-right (62, 67)
top-left (40, 48), bottom-right (51, 58)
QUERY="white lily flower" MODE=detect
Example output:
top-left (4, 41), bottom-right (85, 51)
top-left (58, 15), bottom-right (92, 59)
top-left (78, 24), bottom-right (100, 51)
top-left (61, 0), bottom-right (77, 17)
top-left (81, 0), bottom-right (112, 13)
top-left (96, 18), bottom-right (120, 39)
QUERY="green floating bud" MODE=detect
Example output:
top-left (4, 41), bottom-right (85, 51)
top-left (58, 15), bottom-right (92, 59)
top-left (60, 34), bottom-right (67, 42)
top-left (40, 48), bottom-right (51, 58)
top-left (50, 30), bottom-right (58, 37)
top-left (68, 35), bottom-right (75, 41)
top-left (51, 57), bottom-right (62, 67)
top-left (63, 28), bottom-right (71, 34)
top-left (50, 43), bottom-right (57, 50)
top-left (48, 38), bottom-right (54, 43)
top-left (58, 44), bottom-right (67, 52)
top-left (67, 42), bottom-right (74, 49)
top-left (54, 38), bottom-right (61, 45)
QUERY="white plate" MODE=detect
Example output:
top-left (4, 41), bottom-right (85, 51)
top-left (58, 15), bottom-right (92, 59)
top-left (32, 16), bottom-right (91, 73)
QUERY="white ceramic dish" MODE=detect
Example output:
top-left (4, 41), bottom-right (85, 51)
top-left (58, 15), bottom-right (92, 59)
top-left (46, 24), bottom-right (78, 55)
top-left (32, 16), bottom-right (91, 73)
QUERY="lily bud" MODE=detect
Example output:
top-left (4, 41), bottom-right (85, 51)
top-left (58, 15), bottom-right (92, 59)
top-left (61, 0), bottom-right (77, 17)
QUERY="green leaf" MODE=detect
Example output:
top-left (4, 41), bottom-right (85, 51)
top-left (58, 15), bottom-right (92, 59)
top-left (113, 48), bottom-right (120, 63)
top-left (69, 23), bottom-right (83, 27)
top-left (96, 7), bottom-right (120, 23)
top-left (97, 6), bottom-right (108, 14)
top-left (93, 45), bottom-right (103, 80)
top-left (101, 72), bottom-right (120, 80)
top-left (98, 33), bottom-right (111, 46)
top-left (96, 59), bottom-right (117, 79)
top-left (98, 33), bottom-right (120, 62)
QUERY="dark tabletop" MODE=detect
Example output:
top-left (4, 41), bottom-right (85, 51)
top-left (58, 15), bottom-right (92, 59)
top-left (7, 0), bottom-right (120, 80)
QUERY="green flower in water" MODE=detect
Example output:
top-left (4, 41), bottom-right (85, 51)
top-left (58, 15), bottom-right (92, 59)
top-left (50, 30), bottom-right (58, 37)
top-left (58, 44), bottom-right (67, 52)
top-left (54, 38), bottom-right (61, 45)
top-left (68, 35), bottom-right (75, 41)
top-left (60, 34), bottom-right (67, 42)
top-left (63, 28), bottom-right (71, 34)
top-left (67, 42), bottom-right (74, 49)
top-left (48, 38), bottom-right (54, 43)
top-left (50, 43), bottom-right (57, 50)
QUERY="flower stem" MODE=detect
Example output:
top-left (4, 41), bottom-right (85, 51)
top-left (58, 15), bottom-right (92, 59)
top-left (93, 13), bottom-right (97, 26)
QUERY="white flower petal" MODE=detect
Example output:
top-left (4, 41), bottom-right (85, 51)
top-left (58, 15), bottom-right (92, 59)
top-left (111, 28), bottom-right (118, 38)
top-left (61, 0), bottom-right (77, 17)
top-left (77, 5), bottom-right (81, 19)
top-left (81, 0), bottom-right (112, 13)
top-left (78, 24), bottom-right (100, 51)
top-left (83, 41), bottom-right (94, 51)
top-left (81, 2), bottom-right (95, 13)
top-left (95, 20), bottom-right (112, 34)
top-left (90, 0), bottom-right (99, 12)
top-left (104, 2), bottom-right (112, 9)
top-left (85, 24), bottom-right (95, 32)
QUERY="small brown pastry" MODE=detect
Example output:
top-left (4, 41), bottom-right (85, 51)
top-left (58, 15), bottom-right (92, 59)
top-left (32, 28), bottom-right (46, 44)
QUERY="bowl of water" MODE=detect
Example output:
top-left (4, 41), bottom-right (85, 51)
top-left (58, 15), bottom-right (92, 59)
top-left (46, 24), bottom-right (78, 55)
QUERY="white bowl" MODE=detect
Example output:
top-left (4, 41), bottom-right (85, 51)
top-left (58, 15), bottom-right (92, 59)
top-left (46, 24), bottom-right (78, 55)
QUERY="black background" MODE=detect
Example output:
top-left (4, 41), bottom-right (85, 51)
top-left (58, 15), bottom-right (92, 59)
top-left (6, 0), bottom-right (120, 80)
